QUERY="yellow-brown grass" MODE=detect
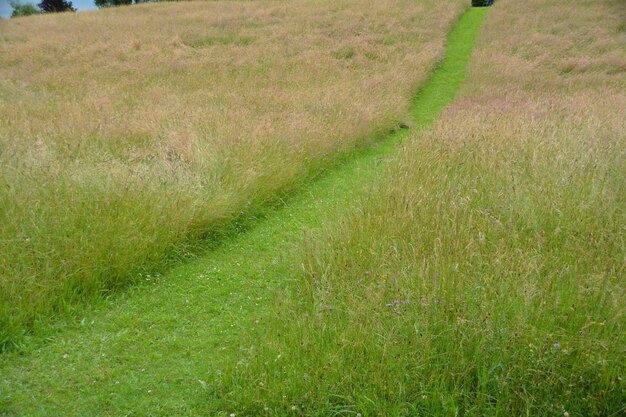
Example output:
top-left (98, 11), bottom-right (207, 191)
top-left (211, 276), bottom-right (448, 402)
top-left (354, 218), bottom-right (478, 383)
top-left (0, 0), bottom-right (466, 345)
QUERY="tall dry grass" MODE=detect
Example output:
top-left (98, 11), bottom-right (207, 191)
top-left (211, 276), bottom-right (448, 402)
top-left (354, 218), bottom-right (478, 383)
top-left (220, 0), bottom-right (626, 414)
top-left (0, 0), bottom-right (467, 346)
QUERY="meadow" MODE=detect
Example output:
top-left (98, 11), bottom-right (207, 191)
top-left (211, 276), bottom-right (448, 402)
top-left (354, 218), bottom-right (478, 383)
top-left (215, 0), bottom-right (626, 414)
top-left (0, 0), bottom-right (624, 415)
top-left (0, 0), bottom-right (466, 347)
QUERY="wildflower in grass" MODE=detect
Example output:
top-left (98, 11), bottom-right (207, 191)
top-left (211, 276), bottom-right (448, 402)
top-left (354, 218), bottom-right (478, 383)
top-left (553, 342), bottom-right (561, 349)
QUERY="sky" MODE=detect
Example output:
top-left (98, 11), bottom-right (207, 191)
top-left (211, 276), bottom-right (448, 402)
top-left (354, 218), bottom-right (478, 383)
top-left (0, 0), bottom-right (97, 18)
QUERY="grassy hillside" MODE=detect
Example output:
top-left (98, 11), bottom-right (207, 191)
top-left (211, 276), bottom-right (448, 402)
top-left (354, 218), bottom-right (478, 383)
top-left (219, 0), bottom-right (626, 414)
top-left (0, 7), bottom-right (487, 416)
top-left (0, 0), bottom-right (466, 347)
top-left (1, 0), bottom-right (623, 415)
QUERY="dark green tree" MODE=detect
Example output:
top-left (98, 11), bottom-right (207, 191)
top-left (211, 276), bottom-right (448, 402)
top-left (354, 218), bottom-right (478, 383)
top-left (472, 0), bottom-right (494, 6)
top-left (9, 0), bottom-right (40, 16)
top-left (95, 0), bottom-right (147, 8)
top-left (37, 0), bottom-right (75, 12)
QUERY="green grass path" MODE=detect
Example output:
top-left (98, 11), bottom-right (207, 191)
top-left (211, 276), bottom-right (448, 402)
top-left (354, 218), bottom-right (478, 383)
top-left (0, 8), bottom-right (487, 416)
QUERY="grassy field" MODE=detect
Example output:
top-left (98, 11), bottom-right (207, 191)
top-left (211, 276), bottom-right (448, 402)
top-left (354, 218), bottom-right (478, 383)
top-left (1, 0), bottom-right (624, 415)
top-left (0, 10), bottom-right (484, 416)
top-left (1, 9), bottom-right (484, 414)
top-left (0, 0), bottom-right (467, 347)
top-left (216, 0), bottom-right (626, 415)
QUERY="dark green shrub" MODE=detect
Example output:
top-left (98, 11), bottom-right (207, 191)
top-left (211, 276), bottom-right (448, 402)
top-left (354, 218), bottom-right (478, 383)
top-left (472, 0), bottom-right (494, 6)
top-left (37, 0), bottom-right (75, 12)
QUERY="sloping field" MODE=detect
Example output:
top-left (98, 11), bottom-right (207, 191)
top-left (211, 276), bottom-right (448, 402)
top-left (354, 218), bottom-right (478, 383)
top-left (230, 0), bottom-right (625, 414)
top-left (1, 0), bottom-right (624, 415)
top-left (0, 0), bottom-right (466, 346)
top-left (0, 8), bottom-right (486, 415)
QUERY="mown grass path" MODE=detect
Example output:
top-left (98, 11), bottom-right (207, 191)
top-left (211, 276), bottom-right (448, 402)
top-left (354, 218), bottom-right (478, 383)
top-left (0, 8), bottom-right (487, 416)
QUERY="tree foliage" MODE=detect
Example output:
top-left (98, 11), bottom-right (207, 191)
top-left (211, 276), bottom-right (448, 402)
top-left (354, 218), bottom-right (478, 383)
top-left (472, 0), bottom-right (494, 6)
top-left (9, 0), bottom-right (40, 17)
top-left (95, 0), bottom-right (146, 8)
top-left (37, 0), bottom-right (75, 13)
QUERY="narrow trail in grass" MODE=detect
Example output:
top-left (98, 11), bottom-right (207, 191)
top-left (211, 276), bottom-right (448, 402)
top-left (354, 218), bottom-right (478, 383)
top-left (0, 8), bottom-right (487, 416)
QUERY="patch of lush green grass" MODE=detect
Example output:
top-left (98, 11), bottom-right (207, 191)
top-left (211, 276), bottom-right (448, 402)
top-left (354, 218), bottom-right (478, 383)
top-left (0, 110), bottom-right (406, 417)
top-left (0, 7), bottom-right (485, 416)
